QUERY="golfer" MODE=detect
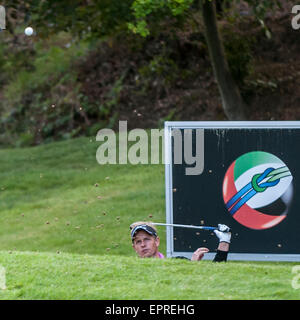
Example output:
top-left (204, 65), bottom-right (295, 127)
top-left (130, 221), bottom-right (231, 262)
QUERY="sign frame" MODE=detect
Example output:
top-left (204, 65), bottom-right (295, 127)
top-left (164, 121), bottom-right (300, 261)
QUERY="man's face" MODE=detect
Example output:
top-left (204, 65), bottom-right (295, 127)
top-left (132, 230), bottom-right (160, 258)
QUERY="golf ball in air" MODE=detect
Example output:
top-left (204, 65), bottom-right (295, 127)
top-left (25, 27), bottom-right (34, 36)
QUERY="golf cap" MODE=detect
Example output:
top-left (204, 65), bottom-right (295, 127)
top-left (130, 224), bottom-right (158, 240)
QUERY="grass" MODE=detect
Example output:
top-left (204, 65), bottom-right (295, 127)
top-left (0, 136), bottom-right (166, 256)
top-left (0, 251), bottom-right (298, 299)
top-left (0, 136), bottom-right (299, 299)
top-left (0, 251), bottom-right (299, 300)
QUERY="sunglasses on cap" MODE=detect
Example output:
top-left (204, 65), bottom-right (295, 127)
top-left (130, 224), bottom-right (158, 240)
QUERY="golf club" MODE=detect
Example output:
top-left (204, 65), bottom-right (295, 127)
top-left (152, 222), bottom-right (218, 231)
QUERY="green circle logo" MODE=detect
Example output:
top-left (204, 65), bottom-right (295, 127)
top-left (222, 151), bottom-right (293, 230)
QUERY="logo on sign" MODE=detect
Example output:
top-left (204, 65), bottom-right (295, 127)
top-left (222, 151), bottom-right (293, 230)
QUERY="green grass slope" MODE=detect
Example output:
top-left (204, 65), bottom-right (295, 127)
top-left (0, 251), bottom-right (299, 299)
top-left (0, 136), bottom-right (166, 256)
top-left (0, 136), bottom-right (299, 300)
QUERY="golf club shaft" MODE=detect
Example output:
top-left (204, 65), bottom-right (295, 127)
top-left (152, 222), bottom-right (217, 231)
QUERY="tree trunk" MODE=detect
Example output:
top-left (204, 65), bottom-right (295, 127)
top-left (200, 0), bottom-right (247, 120)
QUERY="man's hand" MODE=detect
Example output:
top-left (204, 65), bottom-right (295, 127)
top-left (191, 247), bottom-right (209, 261)
top-left (214, 224), bottom-right (231, 243)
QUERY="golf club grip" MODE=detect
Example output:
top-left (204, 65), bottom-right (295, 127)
top-left (203, 226), bottom-right (232, 232)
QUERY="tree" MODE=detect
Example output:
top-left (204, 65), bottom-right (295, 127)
top-left (128, 0), bottom-right (281, 120)
top-left (0, 0), bottom-right (137, 145)
top-left (2, 0), bottom-right (134, 39)
top-left (1, 0), bottom-right (281, 123)
top-left (201, 0), bottom-right (246, 120)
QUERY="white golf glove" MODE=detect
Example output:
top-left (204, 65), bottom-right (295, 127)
top-left (214, 224), bottom-right (231, 243)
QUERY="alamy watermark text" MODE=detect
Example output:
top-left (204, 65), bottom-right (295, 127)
top-left (291, 5), bottom-right (300, 30)
top-left (96, 121), bottom-right (204, 176)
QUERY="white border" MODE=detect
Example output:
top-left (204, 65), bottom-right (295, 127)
top-left (164, 121), bottom-right (300, 261)
top-left (164, 123), bottom-right (174, 257)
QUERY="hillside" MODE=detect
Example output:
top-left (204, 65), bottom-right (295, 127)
top-left (1, 3), bottom-right (300, 302)
top-left (0, 136), bottom-right (299, 300)
top-left (0, 136), bottom-right (165, 255)
top-left (0, 3), bottom-right (299, 147)
top-left (76, 10), bottom-right (300, 130)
